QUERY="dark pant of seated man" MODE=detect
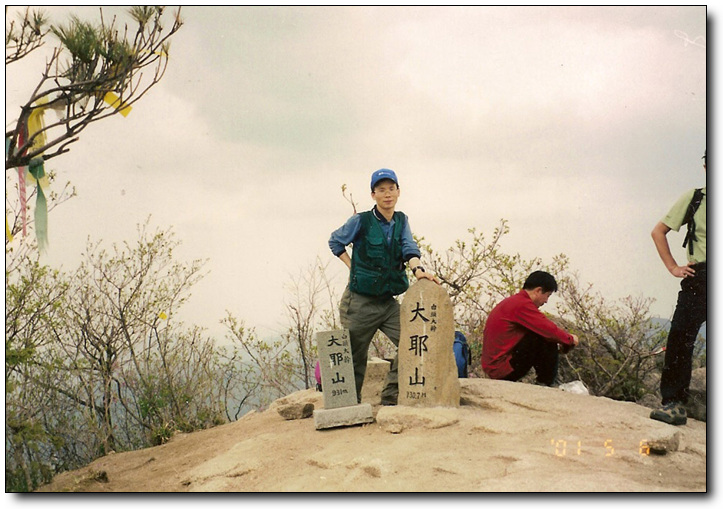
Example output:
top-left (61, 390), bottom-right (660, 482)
top-left (501, 332), bottom-right (559, 386)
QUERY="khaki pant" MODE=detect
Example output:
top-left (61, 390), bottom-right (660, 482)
top-left (339, 286), bottom-right (400, 404)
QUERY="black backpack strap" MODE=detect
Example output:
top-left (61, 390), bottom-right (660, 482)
top-left (682, 188), bottom-right (704, 256)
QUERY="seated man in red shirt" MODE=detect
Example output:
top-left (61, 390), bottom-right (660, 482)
top-left (482, 271), bottom-right (579, 386)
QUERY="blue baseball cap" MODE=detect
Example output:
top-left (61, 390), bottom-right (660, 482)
top-left (370, 168), bottom-right (399, 190)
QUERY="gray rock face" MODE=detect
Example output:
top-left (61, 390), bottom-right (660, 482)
top-left (268, 390), bottom-right (323, 420)
top-left (376, 406), bottom-right (460, 433)
top-left (687, 367), bottom-right (706, 422)
top-left (277, 403), bottom-right (315, 421)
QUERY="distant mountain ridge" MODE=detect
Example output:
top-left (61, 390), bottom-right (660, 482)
top-left (651, 316), bottom-right (706, 339)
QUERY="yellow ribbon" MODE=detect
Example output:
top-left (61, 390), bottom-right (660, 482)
top-left (27, 96), bottom-right (48, 153)
top-left (103, 91), bottom-right (132, 117)
top-left (100, 48), bottom-right (171, 116)
top-left (6, 215), bottom-right (13, 242)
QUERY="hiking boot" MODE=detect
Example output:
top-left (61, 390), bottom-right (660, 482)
top-left (380, 385), bottom-right (398, 406)
top-left (380, 395), bottom-right (398, 406)
top-left (650, 402), bottom-right (687, 425)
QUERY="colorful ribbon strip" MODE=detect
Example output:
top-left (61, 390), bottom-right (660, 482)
top-left (103, 91), bottom-right (132, 117)
top-left (28, 157), bottom-right (48, 252)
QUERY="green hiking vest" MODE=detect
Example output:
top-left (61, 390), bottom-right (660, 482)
top-left (349, 211), bottom-right (409, 297)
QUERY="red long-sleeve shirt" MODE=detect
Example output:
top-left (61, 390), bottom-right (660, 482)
top-left (482, 290), bottom-right (575, 379)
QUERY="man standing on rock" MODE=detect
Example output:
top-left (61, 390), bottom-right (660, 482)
top-left (329, 168), bottom-right (439, 406)
top-left (649, 151), bottom-right (707, 426)
top-left (482, 271), bottom-right (578, 386)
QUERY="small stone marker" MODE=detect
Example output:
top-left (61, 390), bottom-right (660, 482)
top-left (398, 279), bottom-right (460, 407)
top-left (313, 329), bottom-right (373, 429)
top-left (315, 329), bottom-right (358, 409)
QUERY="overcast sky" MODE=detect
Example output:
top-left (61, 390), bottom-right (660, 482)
top-left (5, 5), bottom-right (708, 343)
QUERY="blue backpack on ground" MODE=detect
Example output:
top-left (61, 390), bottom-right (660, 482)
top-left (453, 331), bottom-right (471, 378)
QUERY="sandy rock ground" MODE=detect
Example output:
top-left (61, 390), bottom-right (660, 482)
top-left (34, 378), bottom-right (706, 493)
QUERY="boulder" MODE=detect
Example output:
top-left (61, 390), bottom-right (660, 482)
top-left (360, 357), bottom-right (391, 404)
top-left (686, 367), bottom-right (706, 422)
top-left (268, 389), bottom-right (322, 420)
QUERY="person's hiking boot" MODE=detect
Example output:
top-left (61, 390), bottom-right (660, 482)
top-left (380, 384), bottom-right (398, 406)
top-left (650, 401), bottom-right (687, 425)
top-left (380, 395), bottom-right (398, 406)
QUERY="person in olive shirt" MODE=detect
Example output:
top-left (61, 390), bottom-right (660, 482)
top-left (328, 168), bottom-right (439, 405)
top-left (649, 151), bottom-right (707, 426)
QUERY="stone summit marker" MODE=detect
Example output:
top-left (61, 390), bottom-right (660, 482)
top-left (398, 279), bottom-right (460, 407)
top-left (313, 329), bottom-right (374, 430)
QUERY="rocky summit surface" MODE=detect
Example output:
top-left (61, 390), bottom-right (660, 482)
top-left (36, 377), bottom-right (706, 493)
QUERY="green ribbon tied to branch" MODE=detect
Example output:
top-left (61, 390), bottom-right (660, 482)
top-left (28, 157), bottom-right (48, 252)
